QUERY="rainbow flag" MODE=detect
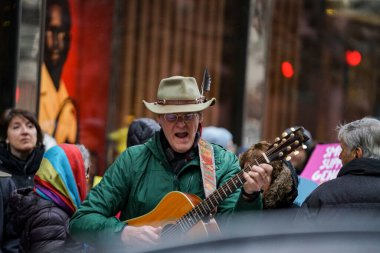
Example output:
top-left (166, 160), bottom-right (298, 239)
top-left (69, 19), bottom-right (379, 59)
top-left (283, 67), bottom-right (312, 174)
top-left (34, 144), bottom-right (87, 215)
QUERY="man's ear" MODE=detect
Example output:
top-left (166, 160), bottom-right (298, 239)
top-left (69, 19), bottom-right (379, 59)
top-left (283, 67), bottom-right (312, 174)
top-left (355, 147), bottom-right (363, 158)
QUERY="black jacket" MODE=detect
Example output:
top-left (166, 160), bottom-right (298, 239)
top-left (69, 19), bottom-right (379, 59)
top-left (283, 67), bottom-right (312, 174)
top-left (0, 175), bottom-right (17, 253)
top-left (8, 188), bottom-right (87, 253)
top-left (301, 158), bottom-right (380, 210)
top-left (0, 144), bottom-right (44, 189)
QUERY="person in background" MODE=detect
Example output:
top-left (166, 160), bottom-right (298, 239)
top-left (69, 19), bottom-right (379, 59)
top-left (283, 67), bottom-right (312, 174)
top-left (94, 118), bottom-right (160, 193)
top-left (7, 144), bottom-right (91, 253)
top-left (126, 118), bottom-right (160, 147)
top-left (108, 115), bottom-right (135, 158)
top-left (70, 75), bottom-right (272, 250)
top-left (239, 141), bottom-right (298, 209)
top-left (0, 172), bottom-right (17, 253)
top-left (0, 108), bottom-right (45, 189)
top-left (300, 117), bottom-right (380, 213)
top-left (202, 126), bottom-right (236, 153)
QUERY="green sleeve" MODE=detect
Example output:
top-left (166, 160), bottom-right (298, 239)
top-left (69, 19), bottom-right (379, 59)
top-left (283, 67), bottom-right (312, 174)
top-left (69, 151), bottom-right (132, 247)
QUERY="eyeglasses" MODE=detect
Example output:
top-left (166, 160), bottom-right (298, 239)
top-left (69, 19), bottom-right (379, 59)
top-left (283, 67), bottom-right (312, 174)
top-left (163, 113), bottom-right (198, 123)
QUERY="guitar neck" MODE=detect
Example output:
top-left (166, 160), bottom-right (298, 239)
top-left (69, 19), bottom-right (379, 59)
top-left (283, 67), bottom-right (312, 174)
top-left (177, 156), bottom-right (268, 232)
top-left (175, 127), bottom-right (307, 233)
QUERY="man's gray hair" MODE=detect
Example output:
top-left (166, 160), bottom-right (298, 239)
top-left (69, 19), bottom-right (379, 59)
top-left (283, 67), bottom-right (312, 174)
top-left (337, 117), bottom-right (380, 159)
top-left (76, 144), bottom-right (91, 170)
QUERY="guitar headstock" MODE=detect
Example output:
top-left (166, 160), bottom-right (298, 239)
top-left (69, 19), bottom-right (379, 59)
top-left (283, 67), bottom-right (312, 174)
top-left (267, 127), bottom-right (310, 163)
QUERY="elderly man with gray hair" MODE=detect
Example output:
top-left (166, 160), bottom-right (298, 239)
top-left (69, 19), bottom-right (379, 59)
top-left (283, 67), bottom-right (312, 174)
top-left (70, 75), bottom-right (273, 250)
top-left (301, 117), bottom-right (380, 212)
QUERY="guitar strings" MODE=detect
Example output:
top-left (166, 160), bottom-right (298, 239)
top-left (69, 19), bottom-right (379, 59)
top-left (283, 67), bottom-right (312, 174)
top-left (161, 132), bottom-right (301, 239)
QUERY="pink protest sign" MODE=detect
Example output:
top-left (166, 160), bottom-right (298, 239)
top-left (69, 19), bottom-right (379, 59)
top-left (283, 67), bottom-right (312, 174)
top-left (301, 143), bottom-right (343, 185)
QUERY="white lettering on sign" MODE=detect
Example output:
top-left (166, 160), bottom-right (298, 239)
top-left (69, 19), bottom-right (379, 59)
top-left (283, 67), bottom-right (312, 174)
top-left (323, 145), bottom-right (342, 159)
top-left (311, 145), bottom-right (342, 183)
top-left (312, 169), bottom-right (340, 182)
top-left (319, 157), bottom-right (342, 170)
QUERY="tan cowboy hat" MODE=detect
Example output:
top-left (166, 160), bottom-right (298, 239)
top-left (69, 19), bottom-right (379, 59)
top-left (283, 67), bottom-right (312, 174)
top-left (143, 76), bottom-right (216, 114)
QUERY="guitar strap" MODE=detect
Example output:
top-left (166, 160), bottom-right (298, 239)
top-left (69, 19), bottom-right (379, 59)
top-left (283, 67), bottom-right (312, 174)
top-left (198, 138), bottom-right (217, 198)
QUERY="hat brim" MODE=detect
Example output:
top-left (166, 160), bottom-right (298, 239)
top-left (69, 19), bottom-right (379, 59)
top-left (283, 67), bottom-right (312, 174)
top-left (143, 98), bottom-right (216, 114)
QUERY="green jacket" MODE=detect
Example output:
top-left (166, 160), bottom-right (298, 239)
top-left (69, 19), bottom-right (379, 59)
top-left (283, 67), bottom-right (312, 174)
top-left (69, 133), bottom-right (261, 246)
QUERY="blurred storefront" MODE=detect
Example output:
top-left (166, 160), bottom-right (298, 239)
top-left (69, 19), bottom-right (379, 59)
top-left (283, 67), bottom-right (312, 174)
top-left (0, 0), bottom-right (379, 176)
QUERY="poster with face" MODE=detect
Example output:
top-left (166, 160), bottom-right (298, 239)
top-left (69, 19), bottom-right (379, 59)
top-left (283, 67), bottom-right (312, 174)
top-left (39, 0), bottom-right (77, 144)
top-left (39, 0), bottom-right (114, 175)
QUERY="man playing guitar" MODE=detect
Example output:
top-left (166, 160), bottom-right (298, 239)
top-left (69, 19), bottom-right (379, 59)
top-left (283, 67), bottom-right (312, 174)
top-left (69, 75), bottom-right (273, 250)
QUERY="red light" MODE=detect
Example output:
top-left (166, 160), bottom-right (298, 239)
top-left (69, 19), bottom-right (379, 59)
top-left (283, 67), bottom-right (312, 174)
top-left (281, 61), bottom-right (294, 78)
top-left (346, 50), bottom-right (361, 66)
top-left (16, 87), bottom-right (20, 102)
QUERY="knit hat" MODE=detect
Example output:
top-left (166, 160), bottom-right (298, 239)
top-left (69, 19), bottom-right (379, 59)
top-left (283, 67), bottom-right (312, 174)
top-left (127, 118), bottom-right (161, 147)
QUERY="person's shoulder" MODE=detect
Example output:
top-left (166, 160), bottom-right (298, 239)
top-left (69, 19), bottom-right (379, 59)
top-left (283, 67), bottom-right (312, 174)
top-left (33, 198), bottom-right (70, 223)
top-left (211, 143), bottom-right (238, 165)
top-left (118, 141), bottom-right (156, 164)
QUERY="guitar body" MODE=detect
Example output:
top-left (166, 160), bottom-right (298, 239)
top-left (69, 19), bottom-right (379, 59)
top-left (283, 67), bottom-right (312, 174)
top-left (126, 191), bottom-right (220, 239)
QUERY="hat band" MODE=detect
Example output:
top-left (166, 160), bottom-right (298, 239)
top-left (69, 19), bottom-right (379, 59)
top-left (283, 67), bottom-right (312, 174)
top-left (156, 97), bottom-right (206, 105)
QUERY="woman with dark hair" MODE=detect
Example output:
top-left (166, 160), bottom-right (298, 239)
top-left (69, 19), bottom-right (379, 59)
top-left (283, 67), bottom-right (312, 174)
top-left (0, 108), bottom-right (45, 188)
top-left (7, 144), bottom-right (92, 253)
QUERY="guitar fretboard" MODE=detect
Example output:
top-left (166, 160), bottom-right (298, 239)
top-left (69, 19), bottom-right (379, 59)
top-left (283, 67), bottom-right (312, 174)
top-left (176, 156), bottom-right (269, 232)
top-left (169, 128), bottom-right (305, 234)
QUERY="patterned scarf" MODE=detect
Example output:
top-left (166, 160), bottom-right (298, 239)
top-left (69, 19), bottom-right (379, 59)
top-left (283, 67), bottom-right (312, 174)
top-left (34, 144), bottom-right (87, 215)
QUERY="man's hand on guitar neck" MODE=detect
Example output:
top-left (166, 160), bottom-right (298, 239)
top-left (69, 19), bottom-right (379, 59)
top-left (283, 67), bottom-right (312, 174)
top-left (121, 225), bottom-right (162, 247)
top-left (242, 163), bottom-right (273, 196)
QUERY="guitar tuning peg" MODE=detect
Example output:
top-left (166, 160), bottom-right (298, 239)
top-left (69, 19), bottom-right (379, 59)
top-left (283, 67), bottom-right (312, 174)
top-left (290, 127), bottom-right (296, 132)
top-left (302, 144), bottom-right (307, 149)
top-left (286, 156), bottom-right (292, 161)
top-left (273, 143), bottom-right (279, 147)
top-left (274, 137), bottom-right (280, 142)
top-left (293, 150), bottom-right (300, 156)
top-left (281, 132), bottom-right (288, 138)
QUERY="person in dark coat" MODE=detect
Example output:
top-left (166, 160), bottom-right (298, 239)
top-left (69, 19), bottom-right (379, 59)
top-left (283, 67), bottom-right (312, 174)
top-left (0, 172), bottom-right (17, 253)
top-left (0, 108), bottom-right (45, 189)
top-left (300, 117), bottom-right (380, 215)
top-left (126, 118), bottom-right (160, 147)
top-left (7, 144), bottom-right (91, 253)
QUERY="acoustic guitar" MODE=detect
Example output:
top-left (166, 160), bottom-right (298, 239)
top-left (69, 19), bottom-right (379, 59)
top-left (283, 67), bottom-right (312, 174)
top-left (126, 127), bottom-right (309, 241)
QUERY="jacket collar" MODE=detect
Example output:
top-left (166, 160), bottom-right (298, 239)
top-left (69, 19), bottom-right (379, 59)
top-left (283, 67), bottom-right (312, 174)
top-left (338, 158), bottom-right (380, 177)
